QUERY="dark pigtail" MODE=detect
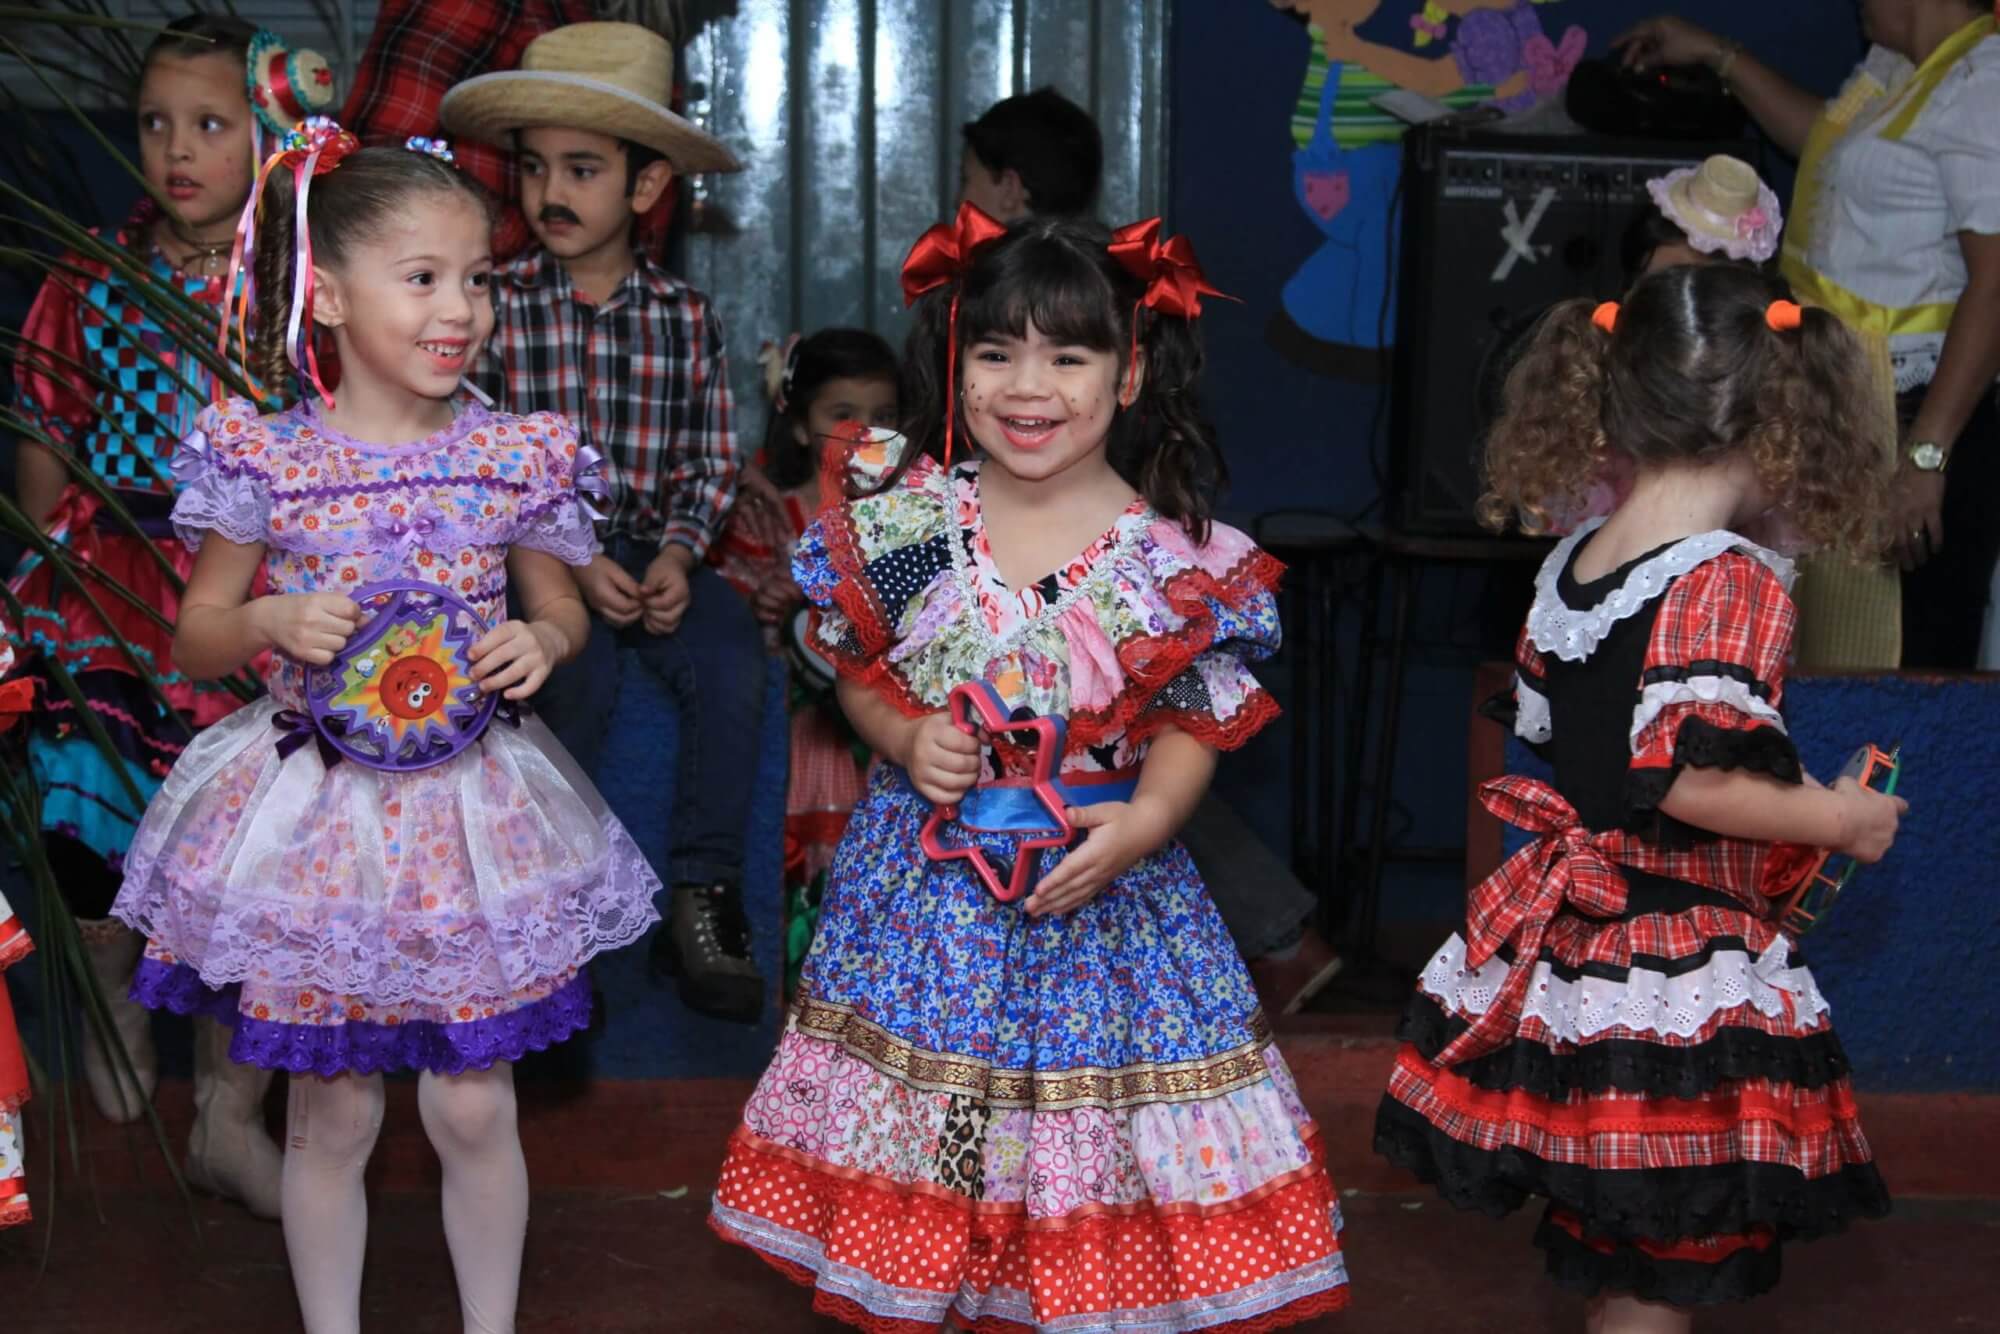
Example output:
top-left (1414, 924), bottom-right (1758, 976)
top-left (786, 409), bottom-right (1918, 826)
top-left (249, 166), bottom-right (300, 403)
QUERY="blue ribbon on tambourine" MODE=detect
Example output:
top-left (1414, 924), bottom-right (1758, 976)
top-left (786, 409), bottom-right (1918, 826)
top-left (275, 579), bottom-right (518, 771)
top-left (917, 681), bottom-right (1139, 902)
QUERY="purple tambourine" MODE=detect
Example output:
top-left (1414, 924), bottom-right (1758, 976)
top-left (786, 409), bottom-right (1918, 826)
top-left (299, 579), bottom-right (498, 771)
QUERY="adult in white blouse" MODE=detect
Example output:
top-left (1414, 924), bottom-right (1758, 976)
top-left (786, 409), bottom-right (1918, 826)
top-left (1617, 1), bottom-right (2000, 670)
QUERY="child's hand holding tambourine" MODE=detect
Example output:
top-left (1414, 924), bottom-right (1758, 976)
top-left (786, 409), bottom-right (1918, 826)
top-left (1774, 744), bottom-right (1905, 934)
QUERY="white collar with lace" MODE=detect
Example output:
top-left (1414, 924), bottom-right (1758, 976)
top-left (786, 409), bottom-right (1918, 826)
top-left (1527, 518), bottom-right (1795, 663)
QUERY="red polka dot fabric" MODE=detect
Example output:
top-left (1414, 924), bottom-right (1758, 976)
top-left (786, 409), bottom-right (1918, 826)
top-left (712, 1128), bottom-right (1350, 1331)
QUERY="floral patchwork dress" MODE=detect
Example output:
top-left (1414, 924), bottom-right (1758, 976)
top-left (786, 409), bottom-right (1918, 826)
top-left (709, 457), bottom-right (1349, 1333)
top-left (1376, 521), bottom-right (1890, 1305)
top-left (109, 398), bottom-right (660, 1074)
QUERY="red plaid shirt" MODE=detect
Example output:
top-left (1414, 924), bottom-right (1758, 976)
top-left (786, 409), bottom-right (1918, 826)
top-left (471, 248), bottom-right (739, 556)
top-left (338, 0), bottom-right (670, 260)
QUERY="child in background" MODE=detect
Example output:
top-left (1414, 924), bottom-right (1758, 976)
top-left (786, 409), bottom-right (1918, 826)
top-left (110, 128), bottom-right (659, 1332)
top-left (8, 14), bottom-right (334, 1216)
top-left (711, 329), bottom-right (900, 990)
top-left (445, 22), bottom-right (771, 1024)
top-left (1377, 265), bottom-right (1902, 1331)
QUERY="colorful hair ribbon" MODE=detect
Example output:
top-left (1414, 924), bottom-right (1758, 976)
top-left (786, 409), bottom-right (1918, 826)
top-left (404, 136), bottom-right (457, 165)
top-left (1106, 217), bottom-right (1234, 401)
top-left (1765, 299), bottom-right (1803, 332)
top-left (899, 202), bottom-right (1007, 463)
top-left (216, 116), bottom-right (359, 408)
top-left (1591, 301), bottom-right (1620, 333)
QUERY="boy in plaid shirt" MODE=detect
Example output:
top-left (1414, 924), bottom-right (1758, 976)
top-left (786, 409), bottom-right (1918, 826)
top-left (447, 22), bottom-right (767, 1023)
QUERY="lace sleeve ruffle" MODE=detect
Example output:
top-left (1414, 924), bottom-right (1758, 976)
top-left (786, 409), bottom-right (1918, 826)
top-left (790, 458), bottom-right (953, 685)
top-left (169, 399), bottom-right (272, 549)
top-left (509, 412), bottom-right (603, 567)
top-left (1089, 519), bottom-right (1285, 754)
top-left (1484, 626), bottom-right (1551, 754)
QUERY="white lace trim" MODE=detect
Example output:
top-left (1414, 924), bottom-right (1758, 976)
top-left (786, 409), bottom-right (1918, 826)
top-left (1514, 675), bottom-right (1552, 745)
top-left (1629, 676), bottom-right (1785, 748)
top-left (1527, 519), bottom-right (1796, 663)
top-left (1418, 932), bottom-right (1830, 1043)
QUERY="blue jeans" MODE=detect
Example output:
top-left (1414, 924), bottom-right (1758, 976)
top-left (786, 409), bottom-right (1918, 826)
top-left (533, 536), bottom-right (769, 887)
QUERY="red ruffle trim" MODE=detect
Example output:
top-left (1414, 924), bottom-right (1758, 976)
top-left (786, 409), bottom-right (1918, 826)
top-left (0, 920), bottom-right (31, 972)
top-left (1544, 1206), bottom-right (1775, 1263)
top-left (811, 471), bottom-right (1286, 756)
top-left (0, 1188), bottom-right (29, 1230)
top-left (714, 1128), bottom-right (1347, 1334)
top-left (728, 1245), bottom-right (1351, 1334)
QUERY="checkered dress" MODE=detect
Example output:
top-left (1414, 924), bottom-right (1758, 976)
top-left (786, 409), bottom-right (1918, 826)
top-left (1375, 522), bottom-right (1890, 1307)
top-left (7, 205), bottom-right (260, 884)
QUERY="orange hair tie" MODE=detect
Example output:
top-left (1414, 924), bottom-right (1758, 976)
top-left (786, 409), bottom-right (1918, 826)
top-left (1591, 301), bottom-right (1620, 333)
top-left (1766, 299), bottom-right (1804, 331)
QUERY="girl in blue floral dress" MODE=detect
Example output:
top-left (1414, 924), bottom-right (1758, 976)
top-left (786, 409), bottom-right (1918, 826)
top-left (709, 209), bottom-right (1349, 1332)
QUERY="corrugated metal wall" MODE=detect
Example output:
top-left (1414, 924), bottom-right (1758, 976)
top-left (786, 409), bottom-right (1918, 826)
top-left (679, 0), bottom-right (1169, 434)
top-left (5, 1), bottom-right (1169, 439)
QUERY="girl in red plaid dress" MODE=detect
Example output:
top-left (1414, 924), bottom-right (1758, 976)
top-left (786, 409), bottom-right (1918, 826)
top-left (1377, 264), bottom-right (1907, 1331)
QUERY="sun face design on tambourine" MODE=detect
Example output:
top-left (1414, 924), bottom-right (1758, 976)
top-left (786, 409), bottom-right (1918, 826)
top-left (305, 580), bottom-right (496, 771)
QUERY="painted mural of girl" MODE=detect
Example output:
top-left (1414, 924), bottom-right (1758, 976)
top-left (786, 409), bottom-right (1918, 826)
top-left (1266, 1), bottom-right (1588, 377)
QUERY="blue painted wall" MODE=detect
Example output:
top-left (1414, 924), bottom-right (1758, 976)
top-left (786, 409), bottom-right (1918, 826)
top-left (1505, 675), bottom-right (2000, 1093)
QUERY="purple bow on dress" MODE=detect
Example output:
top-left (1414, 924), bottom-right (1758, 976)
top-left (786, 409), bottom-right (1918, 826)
top-left (170, 425), bottom-right (212, 487)
top-left (368, 500), bottom-right (445, 567)
top-left (573, 444), bottom-right (610, 522)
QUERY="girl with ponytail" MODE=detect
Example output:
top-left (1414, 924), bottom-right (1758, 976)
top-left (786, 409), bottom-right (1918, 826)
top-left (1380, 263), bottom-right (1908, 1329)
top-left (708, 208), bottom-right (1352, 1331)
top-left (109, 123), bottom-right (661, 1331)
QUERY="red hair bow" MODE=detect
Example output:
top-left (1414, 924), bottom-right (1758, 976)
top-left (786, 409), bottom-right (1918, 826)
top-left (1106, 218), bottom-right (1233, 399)
top-left (899, 201), bottom-right (1007, 463)
top-left (1107, 217), bottom-right (1229, 319)
top-left (900, 201), bottom-right (1008, 306)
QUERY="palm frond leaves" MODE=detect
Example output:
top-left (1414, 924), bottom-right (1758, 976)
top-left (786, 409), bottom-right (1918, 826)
top-left (3, 4), bottom-right (274, 1240)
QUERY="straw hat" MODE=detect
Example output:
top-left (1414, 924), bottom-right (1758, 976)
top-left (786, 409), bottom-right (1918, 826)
top-left (245, 29), bottom-right (338, 137)
top-left (1646, 155), bottom-right (1782, 264)
top-left (441, 22), bottom-right (740, 174)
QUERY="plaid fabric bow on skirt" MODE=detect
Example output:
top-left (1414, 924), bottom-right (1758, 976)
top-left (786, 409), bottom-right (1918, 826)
top-left (1435, 776), bottom-right (1632, 1068)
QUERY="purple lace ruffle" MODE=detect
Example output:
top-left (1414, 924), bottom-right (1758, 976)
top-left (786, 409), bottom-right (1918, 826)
top-left (512, 493), bottom-right (601, 567)
top-left (130, 956), bottom-right (595, 1076)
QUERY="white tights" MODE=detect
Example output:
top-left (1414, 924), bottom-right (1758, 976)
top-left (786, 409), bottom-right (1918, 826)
top-left (282, 1065), bottom-right (529, 1334)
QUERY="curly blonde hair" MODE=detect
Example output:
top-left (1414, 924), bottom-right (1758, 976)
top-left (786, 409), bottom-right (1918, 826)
top-left (1480, 265), bottom-right (1892, 556)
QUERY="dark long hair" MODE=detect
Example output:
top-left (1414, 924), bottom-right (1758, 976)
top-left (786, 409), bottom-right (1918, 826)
top-left (251, 147), bottom-right (495, 402)
top-left (762, 328), bottom-right (899, 489)
top-left (899, 217), bottom-right (1226, 543)
top-left (1481, 264), bottom-right (1893, 555)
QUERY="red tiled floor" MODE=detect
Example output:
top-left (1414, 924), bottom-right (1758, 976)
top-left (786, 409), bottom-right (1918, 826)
top-left (6, 1032), bottom-right (1998, 1332)
top-left (7, 1188), bottom-right (1996, 1332)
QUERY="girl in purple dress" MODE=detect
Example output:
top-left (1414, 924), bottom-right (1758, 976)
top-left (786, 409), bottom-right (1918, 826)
top-left (111, 124), bottom-right (659, 1332)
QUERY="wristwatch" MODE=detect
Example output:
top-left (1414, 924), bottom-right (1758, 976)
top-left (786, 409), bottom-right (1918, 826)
top-left (1907, 439), bottom-right (1951, 473)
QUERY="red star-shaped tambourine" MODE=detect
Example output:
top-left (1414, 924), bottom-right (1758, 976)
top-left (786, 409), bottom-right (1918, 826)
top-left (919, 681), bottom-right (1075, 903)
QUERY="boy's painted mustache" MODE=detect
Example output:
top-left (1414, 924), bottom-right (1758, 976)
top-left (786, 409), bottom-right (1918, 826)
top-left (538, 205), bottom-right (582, 227)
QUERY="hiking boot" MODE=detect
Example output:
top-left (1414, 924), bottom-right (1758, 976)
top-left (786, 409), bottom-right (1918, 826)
top-left (651, 882), bottom-right (765, 1024)
top-left (1247, 927), bottom-right (1345, 1018)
